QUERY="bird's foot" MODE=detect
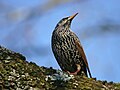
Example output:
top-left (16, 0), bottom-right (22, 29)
top-left (67, 64), bottom-right (81, 75)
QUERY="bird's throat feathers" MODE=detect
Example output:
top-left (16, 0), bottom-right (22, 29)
top-left (55, 25), bottom-right (71, 35)
top-left (55, 22), bottom-right (71, 33)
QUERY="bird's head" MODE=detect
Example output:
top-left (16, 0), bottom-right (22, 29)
top-left (55, 13), bottom-right (78, 29)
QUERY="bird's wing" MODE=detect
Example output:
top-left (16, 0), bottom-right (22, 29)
top-left (71, 32), bottom-right (92, 78)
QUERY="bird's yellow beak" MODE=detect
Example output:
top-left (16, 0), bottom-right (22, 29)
top-left (69, 13), bottom-right (78, 20)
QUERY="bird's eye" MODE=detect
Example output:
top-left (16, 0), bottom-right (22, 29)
top-left (55, 17), bottom-right (69, 28)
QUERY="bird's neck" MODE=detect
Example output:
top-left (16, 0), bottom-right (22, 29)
top-left (58, 27), bottom-right (70, 35)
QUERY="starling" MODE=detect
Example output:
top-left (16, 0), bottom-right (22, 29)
top-left (51, 13), bottom-right (92, 78)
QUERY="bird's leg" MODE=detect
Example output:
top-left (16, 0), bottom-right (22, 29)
top-left (67, 64), bottom-right (81, 75)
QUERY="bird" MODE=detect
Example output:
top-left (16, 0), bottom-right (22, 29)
top-left (51, 13), bottom-right (92, 78)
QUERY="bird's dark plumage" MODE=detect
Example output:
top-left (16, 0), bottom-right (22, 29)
top-left (51, 13), bottom-right (92, 78)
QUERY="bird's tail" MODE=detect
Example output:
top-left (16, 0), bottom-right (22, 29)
top-left (87, 67), bottom-right (92, 78)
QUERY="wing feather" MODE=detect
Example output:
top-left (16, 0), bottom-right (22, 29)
top-left (71, 32), bottom-right (92, 78)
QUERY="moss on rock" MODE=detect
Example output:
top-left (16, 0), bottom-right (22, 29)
top-left (0, 46), bottom-right (120, 90)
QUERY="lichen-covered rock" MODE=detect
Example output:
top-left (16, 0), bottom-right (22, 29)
top-left (0, 45), bottom-right (120, 90)
top-left (0, 46), bottom-right (26, 60)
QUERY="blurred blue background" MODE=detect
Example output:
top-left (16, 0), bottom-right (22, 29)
top-left (0, 0), bottom-right (120, 82)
